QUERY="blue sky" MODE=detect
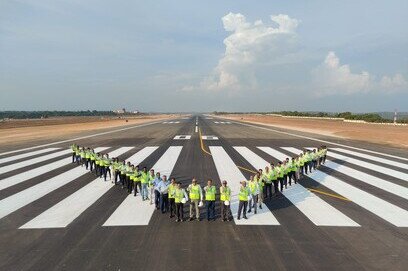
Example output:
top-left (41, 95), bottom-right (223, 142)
top-left (1, 0), bottom-right (407, 112)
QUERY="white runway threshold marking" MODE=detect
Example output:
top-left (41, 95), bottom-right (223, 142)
top-left (282, 147), bottom-right (408, 200)
top-left (331, 148), bottom-right (408, 170)
top-left (19, 147), bottom-right (137, 229)
top-left (0, 149), bottom-right (72, 175)
top-left (201, 136), bottom-right (218, 140)
top-left (174, 135), bottom-right (191, 140)
top-left (306, 148), bottom-right (408, 181)
top-left (0, 147), bottom-right (109, 191)
top-left (0, 148), bottom-right (60, 165)
top-left (103, 146), bottom-right (183, 226)
top-left (210, 146), bottom-right (280, 225)
top-left (235, 147), bottom-right (359, 226)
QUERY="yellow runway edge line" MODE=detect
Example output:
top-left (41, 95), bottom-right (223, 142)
top-left (307, 188), bottom-right (351, 202)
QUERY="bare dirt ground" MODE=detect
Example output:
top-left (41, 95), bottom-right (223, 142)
top-left (0, 114), bottom-right (178, 147)
top-left (220, 114), bottom-right (408, 149)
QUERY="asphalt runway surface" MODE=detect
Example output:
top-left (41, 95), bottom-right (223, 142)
top-left (0, 115), bottom-right (407, 271)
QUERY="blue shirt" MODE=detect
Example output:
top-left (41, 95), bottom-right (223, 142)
top-left (152, 177), bottom-right (162, 190)
top-left (157, 180), bottom-right (170, 194)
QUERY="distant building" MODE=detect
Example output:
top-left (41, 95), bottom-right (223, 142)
top-left (113, 108), bottom-right (126, 114)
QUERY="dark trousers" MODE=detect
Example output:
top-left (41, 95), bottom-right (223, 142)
top-left (120, 174), bottom-right (126, 187)
top-left (278, 178), bottom-right (284, 191)
top-left (104, 167), bottom-right (111, 181)
top-left (99, 166), bottom-right (104, 178)
top-left (221, 202), bottom-right (232, 220)
top-left (127, 177), bottom-right (133, 193)
top-left (169, 198), bottom-right (176, 217)
top-left (72, 153), bottom-right (76, 163)
top-left (206, 201), bottom-right (215, 220)
top-left (300, 165), bottom-right (304, 175)
top-left (312, 160), bottom-right (317, 170)
top-left (134, 182), bottom-right (141, 195)
top-left (90, 160), bottom-right (95, 171)
top-left (160, 193), bottom-right (169, 213)
top-left (238, 201), bottom-right (248, 218)
top-left (114, 170), bottom-right (119, 184)
top-left (76, 155), bottom-right (81, 165)
top-left (154, 190), bottom-right (160, 209)
top-left (273, 180), bottom-right (279, 194)
top-left (264, 183), bottom-right (272, 199)
top-left (85, 159), bottom-right (89, 169)
top-left (323, 155), bottom-right (327, 164)
top-left (176, 203), bottom-right (184, 220)
top-left (288, 172), bottom-right (295, 185)
top-left (283, 175), bottom-right (288, 187)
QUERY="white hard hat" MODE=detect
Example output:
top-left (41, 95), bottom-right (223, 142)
top-left (181, 198), bottom-right (186, 204)
top-left (198, 201), bottom-right (204, 207)
top-left (224, 200), bottom-right (230, 206)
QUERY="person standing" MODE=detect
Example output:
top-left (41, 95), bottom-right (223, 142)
top-left (151, 171), bottom-right (162, 208)
top-left (119, 161), bottom-right (127, 188)
top-left (125, 162), bottom-right (133, 193)
top-left (70, 144), bottom-right (77, 163)
top-left (140, 167), bottom-right (151, 201)
top-left (103, 154), bottom-right (112, 181)
top-left (263, 166), bottom-right (273, 200)
top-left (187, 178), bottom-right (203, 221)
top-left (237, 181), bottom-right (250, 220)
top-left (220, 180), bottom-right (232, 222)
top-left (248, 176), bottom-right (259, 214)
top-left (204, 179), bottom-right (216, 221)
top-left (133, 165), bottom-right (141, 196)
top-left (254, 171), bottom-right (264, 209)
top-left (89, 149), bottom-right (96, 172)
top-left (157, 175), bottom-right (170, 213)
top-left (270, 163), bottom-right (279, 196)
top-left (277, 162), bottom-right (284, 192)
top-left (173, 182), bottom-right (188, 222)
top-left (148, 169), bottom-right (156, 204)
top-left (288, 157), bottom-right (297, 186)
top-left (168, 178), bottom-right (177, 218)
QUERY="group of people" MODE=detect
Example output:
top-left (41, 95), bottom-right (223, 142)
top-left (70, 144), bottom-right (327, 222)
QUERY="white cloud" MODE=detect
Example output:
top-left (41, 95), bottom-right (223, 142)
top-left (312, 51), bottom-right (407, 96)
top-left (186, 12), bottom-right (300, 92)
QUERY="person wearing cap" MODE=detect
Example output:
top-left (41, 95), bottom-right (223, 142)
top-left (237, 181), bottom-right (250, 220)
top-left (187, 178), bottom-right (203, 221)
top-left (168, 178), bottom-right (177, 218)
top-left (172, 182), bottom-right (188, 222)
top-left (220, 180), bottom-right (232, 222)
top-left (247, 175), bottom-right (259, 214)
top-left (157, 175), bottom-right (170, 213)
top-left (204, 179), bottom-right (216, 221)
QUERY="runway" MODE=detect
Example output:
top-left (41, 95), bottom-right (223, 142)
top-left (0, 115), bottom-right (407, 270)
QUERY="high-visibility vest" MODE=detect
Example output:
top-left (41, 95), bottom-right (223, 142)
top-left (264, 170), bottom-right (272, 184)
top-left (299, 156), bottom-right (305, 166)
top-left (205, 186), bottom-right (216, 201)
top-left (85, 151), bottom-right (90, 159)
top-left (133, 171), bottom-right (141, 182)
top-left (140, 172), bottom-right (149, 184)
top-left (277, 166), bottom-right (284, 178)
top-left (168, 184), bottom-right (176, 199)
top-left (174, 189), bottom-right (185, 203)
top-left (238, 187), bottom-right (249, 201)
top-left (80, 150), bottom-right (85, 158)
top-left (95, 156), bottom-right (101, 165)
top-left (248, 181), bottom-right (259, 195)
top-left (90, 153), bottom-right (96, 161)
top-left (189, 185), bottom-right (201, 200)
top-left (290, 161), bottom-right (297, 172)
top-left (271, 168), bottom-right (278, 180)
top-left (220, 186), bottom-right (231, 201)
top-left (70, 145), bottom-right (76, 152)
top-left (125, 166), bottom-right (132, 177)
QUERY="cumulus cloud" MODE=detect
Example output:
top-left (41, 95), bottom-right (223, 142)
top-left (312, 51), bottom-right (407, 96)
top-left (184, 12), bottom-right (300, 92)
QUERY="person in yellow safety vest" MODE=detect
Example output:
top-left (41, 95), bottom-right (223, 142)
top-left (295, 156), bottom-right (301, 182)
top-left (277, 161), bottom-right (285, 192)
top-left (303, 150), bottom-right (312, 174)
top-left (79, 147), bottom-right (86, 166)
top-left (84, 148), bottom-right (91, 170)
top-left (95, 153), bottom-right (102, 177)
top-left (220, 180), bottom-right (232, 221)
top-left (140, 167), bottom-right (151, 201)
top-left (149, 170), bottom-right (158, 206)
top-left (102, 153), bottom-right (112, 182)
top-left (172, 181), bottom-right (188, 222)
top-left (204, 179), bottom-right (216, 221)
top-left (123, 162), bottom-right (132, 193)
top-left (119, 161), bottom-right (127, 188)
top-left (311, 149), bottom-right (318, 170)
top-left (237, 181), bottom-right (250, 220)
top-left (111, 158), bottom-right (120, 185)
top-left (269, 163), bottom-right (279, 196)
top-left (75, 146), bottom-right (82, 165)
top-left (70, 144), bottom-right (77, 163)
top-left (322, 146), bottom-right (327, 164)
top-left (187, 178), bottom-right (203, 221)
top-left (132, 165), bottom-right (141, 196)
top-left (288, 157), bottom-right (297, 186)
top-left (263, 165), bottom-right (273, 200)
top-left (247, 175), bottom-right (259, 214)
top-left (299, 153), bottom-right (305, 176)
top-left (256, 169), bottom-right (265, 209)
top-left (89, 149), bottom-right (96, 172)
top-left (283, 158), bottom-right (291, 189)
top-left (168, 178), bottom-right (177, 218)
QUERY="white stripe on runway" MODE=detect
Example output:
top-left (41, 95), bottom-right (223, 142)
top-left (103, 146), bottom-right (183, 226)
top-left (308, 170), bottom-right (408, 227)
top-left (0, 149), bottom-right (72, 175)
top-left (210, 146), bottom-right (280, 225)
top-left (282, 147), bottom-right (408, 200)
top-left (331, 148), bottom-right (408, 170)
top-left (306, 148), bottom-right (408, 181)
top-left (0, 147), bottom-right (130, 221)
top-left (235, 147), bottom-right (358, 226)
top-left (20, 147), bottom-right (155, 229)
top-left (0, 147), bottom-right (109, 191)
top-left (0, 148), bottom-right (60, 165)
top-left (257, 147), bottom-right (290, 161)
